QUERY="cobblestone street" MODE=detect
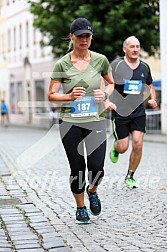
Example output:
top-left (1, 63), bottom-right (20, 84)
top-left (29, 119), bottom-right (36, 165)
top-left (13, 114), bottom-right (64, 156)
top-left (0, 125), bottom-right (167, 252)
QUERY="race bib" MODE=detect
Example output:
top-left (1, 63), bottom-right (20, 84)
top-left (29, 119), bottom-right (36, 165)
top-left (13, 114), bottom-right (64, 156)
top-left (70, 96), bottom-right (97, 117)
top-left (124, 80), bottom-right (142, 94)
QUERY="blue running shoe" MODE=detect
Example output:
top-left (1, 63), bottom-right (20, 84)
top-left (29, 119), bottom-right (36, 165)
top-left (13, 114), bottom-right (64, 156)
top-left (86, 186), bottom-right (101, 216)
top-left (76, 206), bottom-right (90, 224)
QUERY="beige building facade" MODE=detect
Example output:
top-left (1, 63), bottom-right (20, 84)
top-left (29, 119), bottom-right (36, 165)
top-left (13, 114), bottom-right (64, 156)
top-left (1, 0), bottom-right (55, 128)
top-left (0, 0), bottom-right (9, 103)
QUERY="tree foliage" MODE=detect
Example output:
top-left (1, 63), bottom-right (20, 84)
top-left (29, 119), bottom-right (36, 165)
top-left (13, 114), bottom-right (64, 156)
top-left (28, 0), bottom-right (159, 61)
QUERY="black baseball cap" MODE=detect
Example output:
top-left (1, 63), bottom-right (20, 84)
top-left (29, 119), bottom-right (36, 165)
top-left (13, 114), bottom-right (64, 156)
top-left (70, 17), bottom-right (93, 36)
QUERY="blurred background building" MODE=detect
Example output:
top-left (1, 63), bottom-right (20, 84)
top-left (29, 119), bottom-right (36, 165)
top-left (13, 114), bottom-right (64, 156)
top-left (0, 0), bottom-right (55, 127)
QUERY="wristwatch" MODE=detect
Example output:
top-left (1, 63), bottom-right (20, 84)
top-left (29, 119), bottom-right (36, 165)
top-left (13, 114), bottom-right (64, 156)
top-left (104, 92), bottom-right (109, 101)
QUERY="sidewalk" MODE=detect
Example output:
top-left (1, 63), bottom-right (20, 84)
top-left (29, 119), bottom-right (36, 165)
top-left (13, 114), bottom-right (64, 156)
top-left (10, 122), bottom-right (167, 144)
top-left (0, 156), bottom-right (70, 252)
top-left (144, 133), bottom-right (167, 143)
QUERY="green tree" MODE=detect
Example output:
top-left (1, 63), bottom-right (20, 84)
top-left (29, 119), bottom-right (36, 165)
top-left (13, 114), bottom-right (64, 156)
top-left (28, 0), bottom-right (159, 61)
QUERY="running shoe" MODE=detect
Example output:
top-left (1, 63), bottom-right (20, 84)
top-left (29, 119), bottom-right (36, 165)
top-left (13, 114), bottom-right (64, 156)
top-left (86, 186), bottom-right (101, 216)
top-left (76, 206), bottom-right (90, 224)
top-left (109, 142), bottom-right (119, 163)
top-left (124, 176), bottom-right (137, 188)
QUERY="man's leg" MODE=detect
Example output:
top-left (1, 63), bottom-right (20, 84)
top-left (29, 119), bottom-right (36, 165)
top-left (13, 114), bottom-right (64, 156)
top-left (129, 130), bottom-right (144, 172)
top-left (110, 136), bottom-right (129, 163)
top-left (125, 130), bottom-right (144, 188)
top-left (110, 117), bottom-right (129, 163)
top-left (114, 137), bottom-right (129, 154)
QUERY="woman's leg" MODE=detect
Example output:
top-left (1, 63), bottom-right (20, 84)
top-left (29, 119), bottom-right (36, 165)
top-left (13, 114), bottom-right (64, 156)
top-left (84, 121), bottom-right (106, 191)
top-left (59, 121), bottom-right (86, 207)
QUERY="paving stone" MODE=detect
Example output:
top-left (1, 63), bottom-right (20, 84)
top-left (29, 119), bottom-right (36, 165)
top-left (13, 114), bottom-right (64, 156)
top-left (1, 216), bottom-right (25, 221)
top-left (35, 227), bottom-right (56, 233)
top-left (13, 240), bottom-right (40, 245)
top-left (28, 216), bottom-right (48, 223)
top-left (30, 222), bottom-right (52, 228)
top-left (15, 243), bottom-right (41, 249)
top-left (8, 234), bottom-right (38, 241)
top-left (49, 248), bottom-right (71, 252)
top-left (8, 231), bottom-right (35, 237)
top-left (0, 243), bottom-right (11, 248)
top-left (41, 233), bottom-right (61, 239)
top-left (0, 249), bottom-right (12, 252)
top-left (16, 249), bottom-right (44, 252)
top-left (6, 223), bottom-right (28, 229)
top-left (6, 227), bottom-right (29, 232)
top-left (0, 208), bottom-right (20, 214)
top-left (43, 240), bottom-right (66, 249)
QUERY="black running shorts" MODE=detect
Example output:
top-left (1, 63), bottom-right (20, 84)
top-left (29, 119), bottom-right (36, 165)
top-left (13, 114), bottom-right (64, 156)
top-left (112, 115), bottom-right (146, 140)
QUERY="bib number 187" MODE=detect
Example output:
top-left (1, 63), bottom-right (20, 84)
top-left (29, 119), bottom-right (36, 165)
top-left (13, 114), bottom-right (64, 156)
top-left (70, 96), bottom-right (97, 117)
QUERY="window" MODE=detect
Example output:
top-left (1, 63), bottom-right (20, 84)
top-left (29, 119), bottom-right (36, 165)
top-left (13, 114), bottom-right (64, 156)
top-left (33, 28), bottom-right (36, 45)
top-left (19, 24), bottom-right (22, 49)
top-left (14, 27), bottom-right (16, 51)
top-left (0, 2), bottom-right (2, 16)
top-left (8, 29), bottom-right (11, 52)
top-left (26, 21), bottom-right (29, 48)
top-left (0, 34), bottom-right (2, 54)
top-left (10, 83), bottom-right (16, 113)
top-left (17, 81), bottom-right (23, 113)
top-left (1, 34), bottom-right (4, 55)
top-left (35, 80), bottom-right (45, 113)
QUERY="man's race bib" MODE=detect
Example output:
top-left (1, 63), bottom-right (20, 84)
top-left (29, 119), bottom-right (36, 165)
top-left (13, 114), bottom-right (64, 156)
top-left (70, 96), bottom-right (97, 117)
top-left (124, 80), bottom-right (142, 94)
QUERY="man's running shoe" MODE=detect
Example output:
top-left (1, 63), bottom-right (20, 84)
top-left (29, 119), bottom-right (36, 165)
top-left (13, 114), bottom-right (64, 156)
top-left (76, 206), bottom-right (90, 224)
top-left (109, 142), bottom-right (119, 163)
top-left (124, 176), bottom-right (137, 188)
top-left (86, 186), bottom-right (101, 216)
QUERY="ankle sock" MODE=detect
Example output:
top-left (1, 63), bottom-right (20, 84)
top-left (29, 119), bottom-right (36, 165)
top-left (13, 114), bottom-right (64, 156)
top-left (127, 171), bottom-right (134, 179)
top-left (77, 206), bottom-right (86, 209)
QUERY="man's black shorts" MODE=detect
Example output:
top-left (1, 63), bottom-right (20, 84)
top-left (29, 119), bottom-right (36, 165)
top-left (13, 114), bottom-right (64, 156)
top-left (112, 115), bottom-right (146, 140)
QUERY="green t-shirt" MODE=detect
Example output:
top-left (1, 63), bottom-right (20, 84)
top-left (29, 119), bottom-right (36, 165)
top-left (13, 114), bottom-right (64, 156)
top-left (51, 50), bottom-right (111, 123)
